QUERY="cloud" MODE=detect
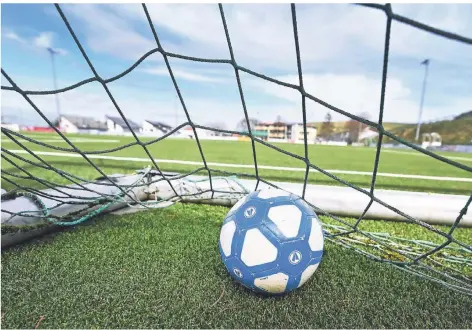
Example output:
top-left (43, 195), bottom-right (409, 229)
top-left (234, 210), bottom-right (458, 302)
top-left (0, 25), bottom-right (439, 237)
top-left (0, 75), bottom-right (244, 128)
top-left (247, 72), bottom-right (472, 123)
top-left (3, 29), bottom-right (68, 55)
top-left (33, 32), bottom-right (53, 48)
top-left (111, 4), bottom-right (472, 70)
top-left (3, 4), bottom-right (470, 129)
top-left (4, 31), bottom-right (27, 44)
top-left (62, 4), bottom-right (155, 61)
top-left (141, 66), bottom-right (228, 83)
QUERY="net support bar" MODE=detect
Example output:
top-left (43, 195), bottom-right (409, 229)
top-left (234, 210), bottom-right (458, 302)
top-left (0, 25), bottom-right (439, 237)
top-left (2, 174), bottom-right (470, 228)
top-left (236, 179), bottom-right (471, 227)
top-left (1, 174), bottom-right (150, 226)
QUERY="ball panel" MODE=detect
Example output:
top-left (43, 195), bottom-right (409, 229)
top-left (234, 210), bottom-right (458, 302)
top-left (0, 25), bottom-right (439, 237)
top-left (223, 257), bottom-right (255, 290)
top-left (308, 217), bottom-right (324, 252)
top-left (233, 198), bottom-right (269, 231)
top-left (257, 189), bottom-right (291, 199)
top-left (297, 262), bottom-right (320, 288)
top-left (241, 228), bottom-right (278, 267)
top-left (254, 272), bottom-right (289, 294)
top-left (292, 196), bottom-right (316, 216)
top-left (267, 204), bottom-right (302, 239)
top-left (276, 238), bottom-right (313, 277)
top-left (227, 194), bottom-right (249, 217)
top-left (219, 220), bottom-right (236, 257)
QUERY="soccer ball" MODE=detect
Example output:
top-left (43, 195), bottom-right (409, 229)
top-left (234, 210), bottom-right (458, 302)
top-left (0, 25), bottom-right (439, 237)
top-left (218, 188), bottom-right (324, 295)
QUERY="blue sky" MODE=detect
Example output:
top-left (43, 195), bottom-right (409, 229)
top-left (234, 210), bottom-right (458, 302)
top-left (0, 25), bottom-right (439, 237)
top-left (1, 3), bottom-right (471, 129)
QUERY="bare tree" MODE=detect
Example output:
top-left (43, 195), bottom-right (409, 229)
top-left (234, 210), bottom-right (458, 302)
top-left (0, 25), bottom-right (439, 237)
top-left (275, 115), bottom-right (285, 123)
top-left (318, 112), bottom-right (334, 138)
top-left (206, 122), bottom-right (228, 136)
top-left (236, 118), bottom-right (260, 132)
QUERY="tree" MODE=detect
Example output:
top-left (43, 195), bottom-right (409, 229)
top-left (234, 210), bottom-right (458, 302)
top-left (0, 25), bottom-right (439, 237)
top-left (236, 118), bottom-right (260, 132)
top-left (344, 112), bottom-right (371, 142)
top-left (206, 122), bottom-right (227, 136)
top-left (275, 115), bottom-right (285, 124)
top-left (318, 112), bottom-right (334, 138)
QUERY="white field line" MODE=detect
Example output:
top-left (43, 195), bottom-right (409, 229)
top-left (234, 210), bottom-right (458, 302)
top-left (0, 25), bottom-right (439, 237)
top-left (6, 149), bottom-right (472, 183)
top-left (2, 139), bottom-right (120, 144)
top-left (382, 149), bottom-right (472, 162)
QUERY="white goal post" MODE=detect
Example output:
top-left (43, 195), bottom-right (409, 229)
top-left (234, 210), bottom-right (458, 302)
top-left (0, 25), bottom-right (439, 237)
top-left (2, 169), bottom-right (470, 228)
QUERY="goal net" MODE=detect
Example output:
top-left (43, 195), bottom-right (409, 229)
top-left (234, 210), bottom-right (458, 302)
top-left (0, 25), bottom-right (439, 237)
top-left (1, 3), bottom-right (471, 296)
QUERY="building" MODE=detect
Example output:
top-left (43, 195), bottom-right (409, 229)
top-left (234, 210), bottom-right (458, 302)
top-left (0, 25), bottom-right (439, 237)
top-left (327, 131), bottom-right (350, 142)
top-left (106, 115), bottom-right (141, 134)
top-left (255, 121), bottom-right (287, 140)
top-left (237, 130), bottom-right (269, 141)
top-left (254, 122), bottom-right (317, 143)
top-left (286, 123), bottom-right (317, 143)
top-left (141, 120), bottom-right (173, 136)
top-left (182, 126), bottom-right (210, 139)
top-left (58, 115), bottom-right (107, 134)
top-left (358, 127), bottom-right (379, 146)
top-left (422, 132), bottom-right (442, 148)
top-left (1, 123), bottom-right (20, 132)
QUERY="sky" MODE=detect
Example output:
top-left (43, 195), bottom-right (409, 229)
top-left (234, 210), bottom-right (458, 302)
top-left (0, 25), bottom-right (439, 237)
top-left (1, 3), bottom-right (471, 130)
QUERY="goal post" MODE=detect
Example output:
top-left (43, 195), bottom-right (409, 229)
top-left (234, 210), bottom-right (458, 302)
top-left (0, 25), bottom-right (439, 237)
top-left (1, 3), bottom-right (471, 297)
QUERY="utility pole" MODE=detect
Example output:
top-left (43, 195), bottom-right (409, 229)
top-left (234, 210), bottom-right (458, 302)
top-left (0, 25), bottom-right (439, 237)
top-left (47, 47), bottom-right (61, 120)
top-left (415, 59), bottom-right (430, 142)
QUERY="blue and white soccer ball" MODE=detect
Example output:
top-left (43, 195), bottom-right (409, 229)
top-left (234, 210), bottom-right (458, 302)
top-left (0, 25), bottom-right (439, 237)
top-left (219, 188), bottom-right (324, 295)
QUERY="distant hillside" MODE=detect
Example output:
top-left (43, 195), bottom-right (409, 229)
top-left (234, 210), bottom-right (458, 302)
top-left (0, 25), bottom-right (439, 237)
top-left (385, 111), bottom-right (472, 145)
top-left (310, 121), bottom-right (407, 135)
top-left (311, 110), bottom-right (472, 145)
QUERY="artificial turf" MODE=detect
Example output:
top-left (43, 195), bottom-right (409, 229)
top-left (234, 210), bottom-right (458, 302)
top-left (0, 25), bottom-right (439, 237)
top-left (2, 203), bottom-right (471, 329)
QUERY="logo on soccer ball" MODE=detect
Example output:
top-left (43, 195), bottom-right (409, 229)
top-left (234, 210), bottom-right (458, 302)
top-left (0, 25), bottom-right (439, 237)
top-left (288, 250), bottom-right (302, 265)
top-left (244, 206), bottom-right (256, 218)
top-left (233, 267), bottom-right (243, 278)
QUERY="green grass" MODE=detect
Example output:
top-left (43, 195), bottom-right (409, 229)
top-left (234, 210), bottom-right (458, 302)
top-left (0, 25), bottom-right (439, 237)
top-left (2, 133), bottom-right (472, 195)
top-left (2, 203), bottom-right (472, 329)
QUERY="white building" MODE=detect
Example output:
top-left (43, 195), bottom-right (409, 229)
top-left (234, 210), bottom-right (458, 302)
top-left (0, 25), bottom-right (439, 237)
top-left (287, 123), bottom-right (317, 143)
top-left (358, 127), bottom-right (379, 141)
top-left (106, 115), bottom-right (141, 134)
top-left (58, 115), bottom-right (107, 134)
top-left (1, 123), bottom-right (20, 132)
top-left (181, 126), bottom-right (211, 139)
top-left (141, 120), bottom-right (173, 137)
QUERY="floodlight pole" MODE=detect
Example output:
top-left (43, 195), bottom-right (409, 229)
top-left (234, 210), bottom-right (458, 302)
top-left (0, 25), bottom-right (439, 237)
top-left (175, 94), bottom-right (178, 128)
top-left (47, 47), bottom-right (61, 119)
top-left (415, 59), bottom-right (430, 142)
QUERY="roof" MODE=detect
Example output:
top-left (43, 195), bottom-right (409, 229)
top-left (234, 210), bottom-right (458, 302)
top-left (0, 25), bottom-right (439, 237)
top-left (145, 120), bottom-right (172, 131)
top-left (106, 115), bottom-right (140, 130)
top-left (286, 123), bottom-right (317, 128)
top-left (256, 122), bottom-right (316, 128)
top-left (61, 115), bottom-right (107, 130)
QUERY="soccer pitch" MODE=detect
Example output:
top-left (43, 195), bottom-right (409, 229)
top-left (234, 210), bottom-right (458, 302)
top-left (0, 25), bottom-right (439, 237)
top-left (2, 132), bottom-right (472, 328)
top-left (2, 132), bottom-right (472, 195)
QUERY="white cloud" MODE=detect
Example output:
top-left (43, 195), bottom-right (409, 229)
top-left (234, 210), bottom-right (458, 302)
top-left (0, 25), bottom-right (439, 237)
top-left (33, 32), bottom-right (53, 48)
top-left (3, 29), bottom-right (68, 55)
top-left (63, 4), bottom-right (155, 61)
top-left (247, 72), bottom-right (472, 123)
top-left (5, 4), bottom-right (470, 128)
top-left (111, 3), bottom-right (472, 69)
top-left (141, 66), bottom-right (228, 83)
top-left (4, 31), bottom-right (27, 44)
top-left (0, 75), bottom-right (246, 128)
